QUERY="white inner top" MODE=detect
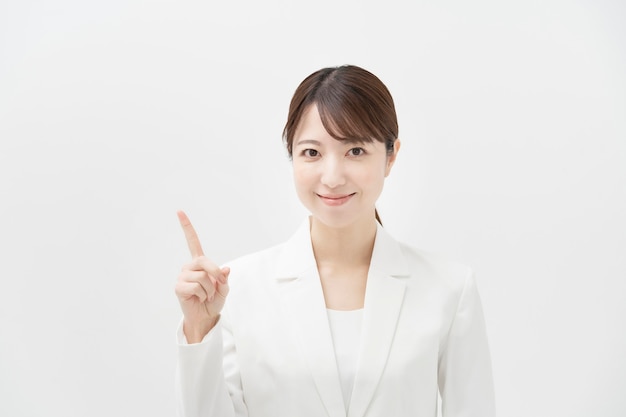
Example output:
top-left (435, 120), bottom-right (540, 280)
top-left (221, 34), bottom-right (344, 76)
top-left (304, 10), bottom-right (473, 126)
top-left (326, 308), bottom-right (364, 411)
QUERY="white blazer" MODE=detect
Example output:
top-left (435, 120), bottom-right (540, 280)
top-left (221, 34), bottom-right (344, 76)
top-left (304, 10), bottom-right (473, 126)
top-left (176, 219), bottom-right (495, 417)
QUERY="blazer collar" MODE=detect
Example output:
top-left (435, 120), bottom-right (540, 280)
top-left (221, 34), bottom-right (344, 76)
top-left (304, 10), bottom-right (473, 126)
top-left (275, 217), bottom-right (410, 280)
top-left (275, 218), bottom-right (317, 279)
top-left (274, 218), bottom-right (410, 417)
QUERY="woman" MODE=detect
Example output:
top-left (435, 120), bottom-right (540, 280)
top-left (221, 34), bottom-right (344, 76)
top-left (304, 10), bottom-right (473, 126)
top-left (175, 65), bottom-right (495, 417)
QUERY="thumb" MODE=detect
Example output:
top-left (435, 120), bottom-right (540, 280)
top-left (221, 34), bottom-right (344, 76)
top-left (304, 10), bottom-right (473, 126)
top-left (220, 266), bottom-right (231, 283)
top-left (216, 266), bottom-right (230, 299)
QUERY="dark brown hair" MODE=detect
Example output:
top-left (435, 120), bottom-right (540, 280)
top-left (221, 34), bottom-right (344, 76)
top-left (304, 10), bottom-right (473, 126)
top-left (282, 65), bottom-right (398, 157)
top-left (282, 65), bottom-right (399, 225)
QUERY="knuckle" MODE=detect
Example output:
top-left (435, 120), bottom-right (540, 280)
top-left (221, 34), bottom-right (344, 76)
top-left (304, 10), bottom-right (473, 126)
top-left (174, 282), bottom-right (188, 297)
top-left (177, 270), bottom-right (192, 282)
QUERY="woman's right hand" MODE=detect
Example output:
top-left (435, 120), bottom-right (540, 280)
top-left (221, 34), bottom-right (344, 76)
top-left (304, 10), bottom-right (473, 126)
top-left (175, 210), bottom-right (230, 343)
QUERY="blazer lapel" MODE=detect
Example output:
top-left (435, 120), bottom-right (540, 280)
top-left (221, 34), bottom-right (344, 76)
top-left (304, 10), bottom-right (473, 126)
top-left (275, 219), bottom-right (346, 417)
top-left (348, 224), bottom-right (409, 417)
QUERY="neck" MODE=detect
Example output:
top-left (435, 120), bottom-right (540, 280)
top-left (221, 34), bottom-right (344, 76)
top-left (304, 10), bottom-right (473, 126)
top-left (309, 215), bottom-right (378, 268)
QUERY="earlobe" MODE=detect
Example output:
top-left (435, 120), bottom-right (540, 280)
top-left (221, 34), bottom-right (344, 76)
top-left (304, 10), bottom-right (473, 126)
top-left (385, 139), bottom-right (401, 177)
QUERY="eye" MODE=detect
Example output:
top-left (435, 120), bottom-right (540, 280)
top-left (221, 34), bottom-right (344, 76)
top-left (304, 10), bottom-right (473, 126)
top-left (303, 149), bottom-right (319, 158)
top-left (348, 147), bottom-right (365, 157)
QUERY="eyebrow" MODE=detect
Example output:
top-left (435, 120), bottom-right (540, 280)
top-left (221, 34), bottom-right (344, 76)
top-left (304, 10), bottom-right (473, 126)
top-left (295, 137), bottom-right (371, 147)
top-left (295, 139), bottom-right (321, 147)
top-left (342, 137), bottom-right (369, 145)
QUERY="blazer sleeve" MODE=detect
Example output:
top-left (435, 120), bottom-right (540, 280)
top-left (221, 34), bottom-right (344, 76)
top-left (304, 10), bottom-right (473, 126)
top-left (438, 270), bottom-right (496, 417)
top-left (176, 312), bottom-right (248, 417)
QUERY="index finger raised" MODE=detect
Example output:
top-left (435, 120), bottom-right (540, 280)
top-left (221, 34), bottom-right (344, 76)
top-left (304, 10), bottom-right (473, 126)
top-left (177, 210), bottom-right (204, 258)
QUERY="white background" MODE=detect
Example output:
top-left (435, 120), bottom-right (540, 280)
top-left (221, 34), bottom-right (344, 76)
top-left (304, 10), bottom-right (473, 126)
top-left (1, 1), bottom-right (624, 416)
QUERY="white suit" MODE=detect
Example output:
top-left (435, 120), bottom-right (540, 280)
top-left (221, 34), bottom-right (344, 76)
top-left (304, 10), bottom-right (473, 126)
top-left (176, 219), bottom-right (495, 417)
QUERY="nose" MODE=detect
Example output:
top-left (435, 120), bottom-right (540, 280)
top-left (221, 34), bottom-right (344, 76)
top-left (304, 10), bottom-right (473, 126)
top-left (320, 157), bottom-right (346, 189)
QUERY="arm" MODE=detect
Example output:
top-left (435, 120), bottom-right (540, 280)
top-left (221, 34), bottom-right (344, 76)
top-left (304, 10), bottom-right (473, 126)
top-left (176, 312), bottom-right (248, 417)
top-left (438, 271), bottom-right (496, 417)
top-left (174, 211), bottom-right (248, 416)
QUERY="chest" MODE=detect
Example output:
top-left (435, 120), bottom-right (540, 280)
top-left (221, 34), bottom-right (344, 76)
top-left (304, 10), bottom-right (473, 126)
top-left (318, 264), bottom-right (369, 310)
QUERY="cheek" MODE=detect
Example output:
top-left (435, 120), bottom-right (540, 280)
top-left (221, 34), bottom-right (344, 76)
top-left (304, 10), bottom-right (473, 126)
top-left (292, 163), bottom-right (314, 189)
top-left (357, 165), bottom-right (386, 196)
top-left (364, 159), bottom-right (388, 182)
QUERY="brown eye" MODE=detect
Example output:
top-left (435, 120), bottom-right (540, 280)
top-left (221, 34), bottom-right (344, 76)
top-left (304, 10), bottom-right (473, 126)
top-left (304, 149), bottom-right (319, 157)
top-left (348, 147), bottom-right (365, 156)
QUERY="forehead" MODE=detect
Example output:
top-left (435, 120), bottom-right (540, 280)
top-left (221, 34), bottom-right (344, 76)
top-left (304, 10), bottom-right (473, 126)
top-left (294, 105), bottom-right (370, 147)
top-left (294, 105), bottom-right (326, 139)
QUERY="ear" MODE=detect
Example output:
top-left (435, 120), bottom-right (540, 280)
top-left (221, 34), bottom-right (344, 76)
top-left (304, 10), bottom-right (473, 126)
top-left (384, 139), bottom-right (401, 177)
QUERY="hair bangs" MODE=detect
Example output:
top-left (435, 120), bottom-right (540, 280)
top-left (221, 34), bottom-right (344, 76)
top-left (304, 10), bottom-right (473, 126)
top-left (316, 93), bottom-right (385, 145)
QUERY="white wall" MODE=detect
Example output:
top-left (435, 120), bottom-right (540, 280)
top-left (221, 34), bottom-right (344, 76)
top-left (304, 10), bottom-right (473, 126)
top-left (1, 1), bottom-right (624, 416)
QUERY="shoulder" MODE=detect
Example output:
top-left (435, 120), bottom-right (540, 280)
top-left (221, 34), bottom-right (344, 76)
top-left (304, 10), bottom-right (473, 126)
top-left (223, 241), bottom-right (286, 276)
top-left (223, 218), bottom-right (315, 285)
top-left (392, 241), bottom-right (482, 323)
top-left (392, 235), bottom-right (474, 293)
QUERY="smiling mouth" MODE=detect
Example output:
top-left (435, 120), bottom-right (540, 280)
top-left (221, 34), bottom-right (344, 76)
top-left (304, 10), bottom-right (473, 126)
top-left (317, 193), bottom-right (356, 206)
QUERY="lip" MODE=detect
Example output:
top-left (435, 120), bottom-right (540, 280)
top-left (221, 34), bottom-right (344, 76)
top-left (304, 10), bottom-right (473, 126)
top-left (317, 193), bottom-right (355, 206)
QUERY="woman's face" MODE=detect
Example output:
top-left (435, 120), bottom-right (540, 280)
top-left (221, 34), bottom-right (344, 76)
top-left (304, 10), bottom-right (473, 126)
top-left (292, 104), bottom-right (399, 229)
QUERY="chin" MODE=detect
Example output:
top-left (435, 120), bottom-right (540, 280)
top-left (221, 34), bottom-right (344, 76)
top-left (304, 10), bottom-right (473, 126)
top-left (309, 209), bottom-right (372, 230)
